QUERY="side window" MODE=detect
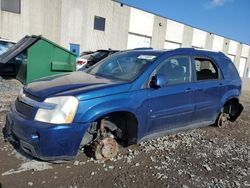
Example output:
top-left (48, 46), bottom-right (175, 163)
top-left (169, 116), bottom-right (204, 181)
top-left (195, 58), bottom-right (219, 80)
top-left (154, 56), bottom-right (191, 85)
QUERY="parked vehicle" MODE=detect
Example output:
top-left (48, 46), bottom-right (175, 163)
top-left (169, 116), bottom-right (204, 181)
top-left (0, 38), bottom-right (17, 76)
top-left (0, 38), bottom-right (15, 55)
top-left (76, 49), bottom-right (118, 70)
top-left (4, 48), bottom-right (243, 161)
top-left (79, 51), bottom-right (94, 56)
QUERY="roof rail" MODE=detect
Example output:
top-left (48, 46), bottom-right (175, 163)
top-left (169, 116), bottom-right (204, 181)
top-left (132, 47), bottom-right (153, 50)
top-left (193, 48), bottom-right (220, 53)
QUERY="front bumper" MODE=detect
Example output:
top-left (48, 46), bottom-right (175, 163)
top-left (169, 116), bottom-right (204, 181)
top-left (3, 105), bottom-right (90, 161)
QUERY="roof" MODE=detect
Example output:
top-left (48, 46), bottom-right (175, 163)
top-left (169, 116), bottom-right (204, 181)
top-left (123, 48), bottom-right (226, 58)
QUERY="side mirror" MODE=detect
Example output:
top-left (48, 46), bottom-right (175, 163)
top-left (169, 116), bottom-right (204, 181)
top-left (149, 74), bottom-right (168, 89)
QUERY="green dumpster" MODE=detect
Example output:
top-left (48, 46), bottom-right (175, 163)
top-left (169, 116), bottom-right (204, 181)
top-left (0, 35), bottom-right (76, 84)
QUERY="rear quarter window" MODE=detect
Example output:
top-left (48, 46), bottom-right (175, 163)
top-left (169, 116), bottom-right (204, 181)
top-left (219, 58), bottom-right (241, 80)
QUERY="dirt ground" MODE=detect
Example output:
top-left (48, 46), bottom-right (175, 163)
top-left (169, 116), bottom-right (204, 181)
top-left (0, 78), bottom-right (249, 188)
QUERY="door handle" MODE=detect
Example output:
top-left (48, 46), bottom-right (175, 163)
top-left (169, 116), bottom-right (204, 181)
top-left (185, 88), bottom-right (192, 92)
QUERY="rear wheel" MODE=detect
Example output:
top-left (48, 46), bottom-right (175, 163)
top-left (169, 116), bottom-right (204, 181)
top-left (216, 112), bottom-right (228, 128)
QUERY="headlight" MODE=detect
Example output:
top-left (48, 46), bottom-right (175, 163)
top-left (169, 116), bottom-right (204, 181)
top-left (35, 96), bottom-right (79, 124)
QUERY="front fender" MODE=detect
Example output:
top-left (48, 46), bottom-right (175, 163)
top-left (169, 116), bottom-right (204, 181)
top-left (74, 92), bottom-right (144, 123)
top-left (74, 90), bottom-right (149, 140)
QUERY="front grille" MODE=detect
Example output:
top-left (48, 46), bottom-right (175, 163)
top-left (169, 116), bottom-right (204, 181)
top-left (15, 99), bottom-right (34, 117)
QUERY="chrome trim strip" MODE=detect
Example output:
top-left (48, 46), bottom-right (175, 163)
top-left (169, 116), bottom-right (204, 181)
top-left (19, 90), bottom-right (56, 110)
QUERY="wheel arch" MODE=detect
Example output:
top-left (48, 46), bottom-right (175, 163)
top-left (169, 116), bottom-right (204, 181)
top-left (80, 109), bottom-right (140, 146)
top-left (219, 90), bottom-right (243, 122)
top-left (219, 89), bottom-right (241, 112)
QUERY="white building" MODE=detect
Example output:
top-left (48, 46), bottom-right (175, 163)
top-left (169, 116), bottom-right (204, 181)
top-left (0, 0), bottom-right (250, 89)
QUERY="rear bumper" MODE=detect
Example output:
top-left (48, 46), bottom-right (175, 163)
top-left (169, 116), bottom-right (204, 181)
top-left (3, 105), bottom-right (90, 161)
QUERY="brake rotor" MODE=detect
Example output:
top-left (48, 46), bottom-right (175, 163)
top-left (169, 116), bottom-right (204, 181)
top-left (94, 137), bottom-right (118, 160)
top-left (217, 113), bottom-right (228, 128)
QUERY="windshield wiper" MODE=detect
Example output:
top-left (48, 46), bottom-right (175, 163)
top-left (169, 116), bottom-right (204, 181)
top-left (94, 73), bottom-right (128, 82)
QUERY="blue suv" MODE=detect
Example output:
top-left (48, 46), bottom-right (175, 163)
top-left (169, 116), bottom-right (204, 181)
top-left (3, 48), bottom-right (243, 161)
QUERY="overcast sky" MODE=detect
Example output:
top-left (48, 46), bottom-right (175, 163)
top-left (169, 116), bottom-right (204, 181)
top-left (119, 0), bottom-right (250, 45)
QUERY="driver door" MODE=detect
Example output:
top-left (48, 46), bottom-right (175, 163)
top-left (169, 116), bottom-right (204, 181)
top-left (147, 55), bottom-right (195, 134)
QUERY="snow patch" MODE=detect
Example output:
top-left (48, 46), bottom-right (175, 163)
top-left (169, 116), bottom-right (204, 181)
top-left (2, 160), bottom-right (53, 176)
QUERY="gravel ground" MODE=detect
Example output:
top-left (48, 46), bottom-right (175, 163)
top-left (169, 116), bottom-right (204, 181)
top-left (0, 77), bottom-right (249, 188)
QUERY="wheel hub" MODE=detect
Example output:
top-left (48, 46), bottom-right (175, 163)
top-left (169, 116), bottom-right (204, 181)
top-left (94, 137), bottom-right (118, 160)
top-left (218, 113), bottom-right (228, 128)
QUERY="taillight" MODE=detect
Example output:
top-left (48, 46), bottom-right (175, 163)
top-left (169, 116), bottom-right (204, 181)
top-left (77, 60), bottom-right (86, 65)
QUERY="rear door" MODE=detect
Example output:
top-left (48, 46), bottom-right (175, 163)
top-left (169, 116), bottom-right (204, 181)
top-left (192, 57), bottom-right (225, 123)
top-left (147, 55), bottom-right (196, 134)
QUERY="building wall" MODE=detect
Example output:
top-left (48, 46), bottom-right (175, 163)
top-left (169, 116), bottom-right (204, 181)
top-left (151, 16), bottom-right (166, 49)
top-left (0, 0), bottom-right (130, 51)
top-left (242, 77), bottom-right (250, 91)
top-left (0, 0), bottom-right (250, 89)
top-left (59, 0), bottom-right (88, 50)
top-left (182, 25), bottom-right (193, 47)
top-left (0, 0), bottom-right (62, 43)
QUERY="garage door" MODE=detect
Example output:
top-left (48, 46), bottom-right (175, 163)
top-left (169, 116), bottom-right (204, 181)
top-left (212, 35), bottom-right (224, 51)
top-left (164, 41), bottom-right (181, 49)
top-left (228, 40), bottom-right (238, 55)
top-left (192, 29), bottom-right (207, 48)
top-left (165, 20), bottom-right (184, 43)
top-left (239, 57), bottom-right (247, 77)
top-left (227, 54), bottom-right (235, 62)
top-left (241, 44), bottom-right (249, 57)
top-left (129, 8), bottom-right (154, 37)
top-left (127, 34), bottom-right (151, 49)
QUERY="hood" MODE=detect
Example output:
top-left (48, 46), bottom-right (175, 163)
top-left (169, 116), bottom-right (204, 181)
top-left (24, 71), bottom-right (128, 100)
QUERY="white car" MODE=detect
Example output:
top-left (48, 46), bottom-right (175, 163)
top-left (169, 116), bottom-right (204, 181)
top-left (76, 56), bottom-right (89, 70)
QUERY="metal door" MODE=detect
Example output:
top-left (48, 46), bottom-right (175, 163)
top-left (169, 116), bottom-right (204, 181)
top-left (70, 43), bottom-right (80, 57)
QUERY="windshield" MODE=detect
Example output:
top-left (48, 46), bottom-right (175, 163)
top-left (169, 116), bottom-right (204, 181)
top-left (86, 51), bottom-right (158, 81)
